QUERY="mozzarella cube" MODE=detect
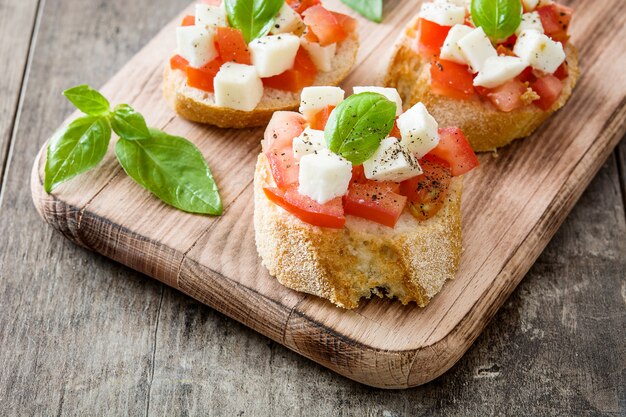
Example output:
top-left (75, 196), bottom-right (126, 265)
top-left (515, 12), bottom-right (544, 36)
top-left (419, 2), bottom-right (466, 26)
top-left (300, 38), bottom-right (336, 72)
top-left (353, 87), bottom-right (403, 116)
top-left (292, 128), bottom-right (327, 159)
top-left (249, 34), bottom-right (301, 77)
top-left (299, 86), bottom-right (345, 120)
top-left (396, 102), bottom-right (439, 158)
top-left (270, 3), bottom-right (305, 35)
top-left (514, 30), bottom-right (566, 73)
top-left (214, 63), bottom-right (263, 111)
top-left (440, 24), bottom-right (473, 65)
top-left (473, 56), bottom-right (527, 88)
top-left (522, 0), bottom-right (540, 11)
top-left (176, 26), bottom-right (218, 68)
top-left (195, 4), bottom-right (228, 28)
top-left (457, 27), bottom-right (497, 73)
top-left (298, 150), bottom-right (352, 204)
top-left (363, 137), bottom-right (422, 182)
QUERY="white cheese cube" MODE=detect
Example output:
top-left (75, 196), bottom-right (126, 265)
top-left (353, 87), bottom-right (404, 116)
top-left (440, 24), bottom-right (473, 65)
top-left (514, 30), bottom-right (566, 73)
top-left (515, 12), bottom-right (544, 36)
top-left (298, 150), bottom-right (352, 204)
top-left (457, 27), bottom-right (497, 73)
top-left (300, 38), bottom-right (336, 72)
top-left (419, 2), bottom-right (466, 27)
top-left (270, 3), bottom-right (305, 35)
top-left (396, 102), bottom-right (439, 158)
top-left (176, 26), bottom-right (218, 68)
top-left (522, 0), bottom-right (540, 11)
top-left (473, 56), bottom-right (527, 88)
top-left (299, 86), bottom-right (345, 120)
top-left (214, 63), bottom-right (263, 112)
top-left (292, 128), bottom-right (327, 159)
top-left (195, 4), bottom-right (228, 29)
top-left (363, 137), bottom-right (422, 182)
top-left (249, 34), bottom-right (300, 78)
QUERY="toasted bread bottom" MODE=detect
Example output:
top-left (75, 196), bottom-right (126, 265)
top-left (253, 154), bottom-right (463, 309)
top-left (163, 33), bottom-right (359, 128)
top-left (384, 20), bottom-right (580, 152)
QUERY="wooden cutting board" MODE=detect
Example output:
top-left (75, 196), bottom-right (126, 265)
top-left (30, 0), bottom-right (626, 388)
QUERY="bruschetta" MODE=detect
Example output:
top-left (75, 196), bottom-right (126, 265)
top-left (385, 0), bottom-right (580, 152)
top-left (164, 0), bottom-right (359, 128)
top-left (254, 86), bottom-right (479, 308)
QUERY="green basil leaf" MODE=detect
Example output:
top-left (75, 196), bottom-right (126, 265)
top-left (63, 85), bottom-right (111, 116)
top-left (115, 129), bottom-right (222, 215)
top-left (224, 0), bottom-right (284, 43)
top-left (44, 116), bottom-right (111, 193)
top-left (110, 104), bottom-right (150, 141)
top-left (471, 0), bottom-right (523, 41)
top-left (325, 92), bottom-right (396, 165)
top-left (341, 0), bottom-right (382, 23)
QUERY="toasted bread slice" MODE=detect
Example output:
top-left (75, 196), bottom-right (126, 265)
top-left (163, 33), bottom-right (359, 128)
top-left (254, 153), bottom-right (463, 309)
top-left (384, 19), bottom-right (580, 152)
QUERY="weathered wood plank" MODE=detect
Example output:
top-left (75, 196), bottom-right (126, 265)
top-left (0, 0), bottom-right (189, 414)
top-left (144, 154), bottom-right (626, 416)
top-left (0, 0), bottom-right (39, 190)
top-left (27, 0), bottom-right (626, 388)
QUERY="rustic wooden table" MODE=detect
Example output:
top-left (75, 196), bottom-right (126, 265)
top-left (1, 0), bottom-right (624, 415)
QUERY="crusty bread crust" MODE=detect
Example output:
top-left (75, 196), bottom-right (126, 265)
top-left (254, 153), bottom-right (464, 309)
top-left (384, 18), bottom-right (580, 152)
top-left (163, 33), bottom-right (359, 128)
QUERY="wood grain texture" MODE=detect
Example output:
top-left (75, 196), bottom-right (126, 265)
top-left (0, 0), bottom-right (624, 413)
top-left (0, 0), bottom-right (39, 189)
top-left (27, 0), bottom-right (626, 389)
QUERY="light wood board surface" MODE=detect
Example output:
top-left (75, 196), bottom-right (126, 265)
top-left (25, 0), bottom-right (626, 390)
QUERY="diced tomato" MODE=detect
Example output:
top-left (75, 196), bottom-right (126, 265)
top-left (186, 58), bottom-right (223, 92)
top-left (554, 62), bottom-right (569, 80)
top-left (400, 156), bottom-right (452, 221)
top-left (517, 66), bottom-right (536, 84)
top-left (309, 105), bottom-right (334, 130)
top-left (537, 3), bottom-right (572, 44)
top-left (262, 48), bottom-right (318, 92)
top-left (485, 79), bottom-right (527, 112)
top-left (288, 0), bottom-right (321, 15)
top-left (266, 148), bottom-right (300, 189)
top-left (389, 119), bottom-right (401, 139)
top-left (531, 74), bottom-right (563, 111)
top-left (216, 27), bottom-right (251, 65)
top-left (349, 165), bottom-right (400, 193)
top-left (430, 58), bottom-right (475, 100)
top-left (181, 15), bottom-right (195, 26)
top-left (499, 34), bottom-right (517, 50)
top-left (429, 127), bottom-right (479, 176)
top-left (263, 111), bottom-right (306, 153)
top-left (331, 11), bottom-right (357, 34)
top-left (343, 181), bottom-right (407, 228)
top-left (264, 186), bottom-right (345, 229)
top-left (496, 44), bottom-right (515, 57)
top-left (170, 54), bottom-right (189, 72)
top-left (417, 18), bottom-right (451, 56)
top-left (303, 26), bottom-right (320, 42)
top-left (303, 6), bottom-right (349, 46)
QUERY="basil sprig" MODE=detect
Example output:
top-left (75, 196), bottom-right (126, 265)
top-left (44, 85), bottom-right (223, 216)
top-left (224, 0), bottom-right (284, 43)
top-left (340, 0), bottom-right (383, 23)
top-left (324, 92), bottom-right (396, 165)
top-left (471, 0), bottom-right (523, 41)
